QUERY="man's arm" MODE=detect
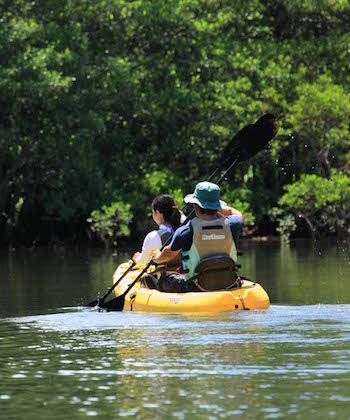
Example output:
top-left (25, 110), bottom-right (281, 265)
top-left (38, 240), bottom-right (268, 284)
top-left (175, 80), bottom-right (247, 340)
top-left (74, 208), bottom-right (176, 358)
top-left (152, 246), bottom-right (181, 264)
top-left (152, 224), bottom-right (191, 264)
top-left (218, 206), bottom-right (243, 221)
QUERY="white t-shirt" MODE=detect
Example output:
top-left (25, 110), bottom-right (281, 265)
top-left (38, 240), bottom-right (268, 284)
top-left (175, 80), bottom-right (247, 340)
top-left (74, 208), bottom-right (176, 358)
top-left (135, 224), bottom-right (173, 266)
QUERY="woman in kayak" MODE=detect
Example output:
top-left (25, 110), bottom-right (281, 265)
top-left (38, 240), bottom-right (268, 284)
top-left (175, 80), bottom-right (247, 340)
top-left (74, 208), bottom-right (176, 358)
top-left (132, 194), bottom-right (182, 266)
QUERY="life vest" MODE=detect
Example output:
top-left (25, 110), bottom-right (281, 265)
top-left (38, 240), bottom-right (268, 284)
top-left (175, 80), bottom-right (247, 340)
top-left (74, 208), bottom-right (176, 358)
top-left (158, 227), bottom-right (173, 247)
top-left (181, 216), bottom-right (237, 280)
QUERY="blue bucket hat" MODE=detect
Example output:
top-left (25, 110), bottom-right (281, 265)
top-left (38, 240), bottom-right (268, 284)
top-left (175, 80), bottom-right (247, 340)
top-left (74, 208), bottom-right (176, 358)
top-left (184, 182), bottom-right (226, 210)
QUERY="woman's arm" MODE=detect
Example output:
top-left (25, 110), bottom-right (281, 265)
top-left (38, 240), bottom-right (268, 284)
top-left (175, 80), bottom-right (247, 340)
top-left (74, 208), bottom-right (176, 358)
top-left (133, 231), bottom-right (161, 265)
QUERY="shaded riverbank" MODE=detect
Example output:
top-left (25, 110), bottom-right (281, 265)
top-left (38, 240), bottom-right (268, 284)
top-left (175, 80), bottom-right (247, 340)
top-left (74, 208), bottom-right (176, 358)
top-left (1, 239), bottom-right (350, 318)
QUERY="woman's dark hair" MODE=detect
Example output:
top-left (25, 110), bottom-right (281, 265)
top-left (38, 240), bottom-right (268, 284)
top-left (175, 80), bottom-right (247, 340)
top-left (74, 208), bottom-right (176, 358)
top-left (152, 194), bottom-right (181, 231)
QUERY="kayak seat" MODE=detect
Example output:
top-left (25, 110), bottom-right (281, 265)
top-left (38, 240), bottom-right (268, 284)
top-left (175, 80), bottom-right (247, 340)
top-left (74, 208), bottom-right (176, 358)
top-left (192, 254), bottom-right (241, 292)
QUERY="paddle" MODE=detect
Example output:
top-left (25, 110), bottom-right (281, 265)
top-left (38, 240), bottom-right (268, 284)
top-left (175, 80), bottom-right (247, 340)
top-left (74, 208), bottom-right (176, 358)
top-left (103, 113), bottom-right (279, 312)
top-left (84, 114), bottom-right (276, 308)
top-left (85, 260), bottom-right (136, 308)
top-left (85, 258), bottom-right (182, 308)
top-left (220, 113), bottom-right (279, 165)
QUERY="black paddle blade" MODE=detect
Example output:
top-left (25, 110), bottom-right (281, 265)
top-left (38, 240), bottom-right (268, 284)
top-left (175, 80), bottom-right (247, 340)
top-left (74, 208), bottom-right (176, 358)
top-left (85, 293), bottom-right (110, 308)
top-left (221, 113), bottom-right (279, 165)
top-left (85, 298), bottom-right (102, 308)
top-left (104, 295), bottom-right (125, 312)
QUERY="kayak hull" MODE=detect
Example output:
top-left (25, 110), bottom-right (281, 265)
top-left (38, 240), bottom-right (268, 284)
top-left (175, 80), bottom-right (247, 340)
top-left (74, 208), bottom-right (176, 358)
top-left (113, 263), bottom-right (270, 313)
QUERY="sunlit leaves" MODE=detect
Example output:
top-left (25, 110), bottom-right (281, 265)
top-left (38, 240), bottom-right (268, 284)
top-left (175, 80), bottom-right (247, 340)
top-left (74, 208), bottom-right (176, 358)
top-left (276, 171), bottom-right (350, 239)
top-left (1, 0), bottom-right (350, 244)
top-left (87, 201), bottom-right (132, 248)
top-left (287, 75), bottom-right (350, 173)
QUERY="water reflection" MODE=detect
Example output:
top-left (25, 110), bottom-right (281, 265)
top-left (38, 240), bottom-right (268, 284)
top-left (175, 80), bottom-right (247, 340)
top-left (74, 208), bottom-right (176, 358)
top-left (0, 248), bottom-right (128, 317)
top-left (1, 242), bottom-right (350, 418)
top-left (1, 240), bottom-right (350, 319)
top-left (240, 239), bottom-right (350, 305)
top-left (1, 305), bottom-right (350, 418)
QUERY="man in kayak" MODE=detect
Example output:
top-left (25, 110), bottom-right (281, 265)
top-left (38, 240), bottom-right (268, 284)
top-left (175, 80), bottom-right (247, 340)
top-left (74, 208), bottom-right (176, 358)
top-left (149, 181), bottom-right (243, 292)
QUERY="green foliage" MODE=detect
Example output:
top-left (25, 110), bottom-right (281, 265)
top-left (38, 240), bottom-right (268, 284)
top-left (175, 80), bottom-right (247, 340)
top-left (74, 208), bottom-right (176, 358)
top-left (287, 76), bottom-right (350, 176)
top-left (141, 169), bottom-right (186, 208)
top-left (1, 0), bottom-right (350, 245)
top-left (270, 208), bottom-right (297, 243)
top-left (221, 185), bottom-right (255, 228)
top-left (275, 171), bottom-right (350, 240)
top-left (87, 201), bottom-right (132, 249)
top-left (279, 174), bottom-right (337, 210)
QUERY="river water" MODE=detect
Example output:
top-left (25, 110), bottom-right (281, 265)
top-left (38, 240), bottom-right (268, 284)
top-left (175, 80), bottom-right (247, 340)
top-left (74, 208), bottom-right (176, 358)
top-left (1, 240), bottom-right (350, 419)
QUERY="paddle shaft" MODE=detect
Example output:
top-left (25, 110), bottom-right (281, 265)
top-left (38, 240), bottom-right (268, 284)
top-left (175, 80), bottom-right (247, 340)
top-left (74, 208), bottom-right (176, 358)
top-left (104, 155), bottom-right (240, 310)
top-left (85, 260), bottom-right (137, 307)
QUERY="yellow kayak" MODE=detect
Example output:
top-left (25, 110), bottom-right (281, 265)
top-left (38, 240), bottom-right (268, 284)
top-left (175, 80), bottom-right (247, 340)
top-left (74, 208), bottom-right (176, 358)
top-left (113, 263), bottom-right (270, 313)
